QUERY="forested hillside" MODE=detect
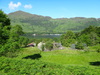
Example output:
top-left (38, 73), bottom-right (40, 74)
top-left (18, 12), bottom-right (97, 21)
top-left (8, 11), bottom-right (100, 33)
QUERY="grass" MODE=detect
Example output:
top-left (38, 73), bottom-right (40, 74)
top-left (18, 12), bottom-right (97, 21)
top-left (41, 50), bottom-right (100, 66)
top-left (17, 47), bottom-right (41, 59)
top-left (89, 44), bottom-right (100, 51)
top-left (17, 47), bottom-right (100, 67)
top-left (0, 47), bottom-right (100, 75)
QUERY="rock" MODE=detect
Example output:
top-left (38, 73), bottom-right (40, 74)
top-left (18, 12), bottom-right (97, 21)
top-left (37, 42), bottom-right (45, 50)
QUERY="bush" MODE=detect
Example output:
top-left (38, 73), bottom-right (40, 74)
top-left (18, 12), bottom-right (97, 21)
top-left (0, 46), bottom-right (5, 56)
top-left (0, 44), bottom-right (10, 56)
top-left (96, 46), bottom-right (100, 53)
top-left (45, 42), bottom-right (53, 51)
top-left (18, 36), bottom-right (29, 47)
top-left (0, 42), bottom-right (20, 57)
top-left (9, 42), bottom-right (20, 52)
top-left (75, 42), bottom-right (84, 50)
top-left (89, 44), bottom-right (100, 52)
top-left (41, 44), bottom-right (45, 51)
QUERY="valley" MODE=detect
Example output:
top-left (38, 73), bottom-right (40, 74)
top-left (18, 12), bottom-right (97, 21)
top-left (0, 9), bottom-right (100, 75)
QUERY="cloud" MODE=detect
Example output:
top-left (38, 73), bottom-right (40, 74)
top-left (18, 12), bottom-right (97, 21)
top-left (9, 1), bottom-right (21, 10)
top-left (24, 4), bottom-right (32, 9)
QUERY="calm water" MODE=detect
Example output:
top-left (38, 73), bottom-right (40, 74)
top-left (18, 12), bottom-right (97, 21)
top-left (23, 33), bottom-right (61, 39)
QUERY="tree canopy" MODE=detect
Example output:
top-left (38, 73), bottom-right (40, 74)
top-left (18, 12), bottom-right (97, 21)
top-left (0, 10), bottom-right (29, 57)
top-left (60, 26), bottom-right (100, 49)
top-left (0, 10), bottom-right (11, 44)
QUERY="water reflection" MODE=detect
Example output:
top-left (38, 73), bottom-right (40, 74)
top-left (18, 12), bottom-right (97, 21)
top-left (23, 33), bottom-right (62, 38)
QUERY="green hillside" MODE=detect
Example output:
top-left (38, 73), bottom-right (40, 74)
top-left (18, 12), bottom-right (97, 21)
top-left (8, 11), bottom-right (100, 33)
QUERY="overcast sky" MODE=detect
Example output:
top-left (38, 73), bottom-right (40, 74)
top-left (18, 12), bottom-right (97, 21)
top-left (0, 0), bottom-right (100, 18)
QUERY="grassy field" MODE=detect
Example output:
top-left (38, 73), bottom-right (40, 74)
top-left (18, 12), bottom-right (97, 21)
top-left (0, 47), bottom-right (100, 75)
top-left (17, 47), bottom-right (100, 66)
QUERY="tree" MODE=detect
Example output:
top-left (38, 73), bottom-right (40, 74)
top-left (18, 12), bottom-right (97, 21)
top-left (0, 10), bottom-right (28, 57)
top-left (8, 25), bottom-right (24, 42)
top-left (60, 31), bottom-right (76, 47)
top-left (78, 26), bottom-right (100, 46)
top-left (81, 25), bottom-right (96, 35)
top-left (75, 42), bottom-right (84, 50)
top-left (96, 27), bottom-right (100, 37)
top-left (77, 32), bottom-right (100, 46)
top-left (18, 36), bottom-right (29, 47)
top-left (89, 32), bottom-right (100, 46)
top-left (0, 10), bottom-right (11, 44)
top-left (45, 41), bottom-right (53, 51)
top-left (61, 31), bottom-right (76, 39)
top-left (77, 34), bottom-right (91, 46)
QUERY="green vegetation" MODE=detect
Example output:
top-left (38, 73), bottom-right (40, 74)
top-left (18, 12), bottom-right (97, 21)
top-left (44, 41), bottom-right (53, 51)
top-left (8, 11), bottom-right (100, 34)
top-left (60, 26), bottom-right (100, 50)
top-left (89, 44), bottom-right (100, 53)
top-left (0, 47), bottom-right (100, 75)
top-left (61, 31), bottom-right (76, 47)
top-left (0, 10), bottom-right (29, 57)
top-left (0, 10), bottom-right (100, 75)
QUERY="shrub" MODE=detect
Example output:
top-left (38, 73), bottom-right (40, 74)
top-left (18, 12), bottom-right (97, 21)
top-left (9, 42), bottom-right (20, 52)
top-left (41, 44), bottom-right (45, 51)
top-left (45, 42), bottom-right (53, 51)
top-left (0, 42), bottom-right (20, 57)
top-left (75, 42), bottom-right (84, 50)
top-left (90, 44), bottom-right (100, 52)
top-left (96, 46), bottom-right (100, 53)
top-left (18, 36), bottom-right (29, 47)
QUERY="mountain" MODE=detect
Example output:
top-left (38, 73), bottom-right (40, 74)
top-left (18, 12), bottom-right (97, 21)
top-left (8, 10), bottom-right (100, 33)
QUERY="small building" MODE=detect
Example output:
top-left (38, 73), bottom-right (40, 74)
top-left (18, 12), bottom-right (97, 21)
top-left (27, 43), bottom-right (36, 47)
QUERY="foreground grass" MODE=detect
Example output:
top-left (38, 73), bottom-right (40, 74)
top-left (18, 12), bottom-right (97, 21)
top-left (41, 50), bottom-right (100, 66)
top-left (0, 56), bottom-right (100, 75)
top-left (17, 47), bottom-right (100, 66)
top-left (0, 47), bottom-right (100, 75)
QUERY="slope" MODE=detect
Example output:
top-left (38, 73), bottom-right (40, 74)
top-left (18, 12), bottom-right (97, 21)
top-left (8, 11), bottom-right (100, 33)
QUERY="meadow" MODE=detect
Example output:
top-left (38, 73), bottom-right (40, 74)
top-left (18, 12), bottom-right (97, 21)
top-left (0, 47), bottom-right (99, 75)
top-left (18, 47), bottom-right (100, 66)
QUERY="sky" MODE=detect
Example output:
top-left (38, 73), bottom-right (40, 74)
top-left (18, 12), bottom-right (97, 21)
top-left (0, 0), bottom-right (100, 18)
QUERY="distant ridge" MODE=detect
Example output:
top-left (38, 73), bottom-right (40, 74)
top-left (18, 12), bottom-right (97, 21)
top-left (8, 10), bottom-right (51, 19)
top-left (8, 10), bottom-right (100, 33)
